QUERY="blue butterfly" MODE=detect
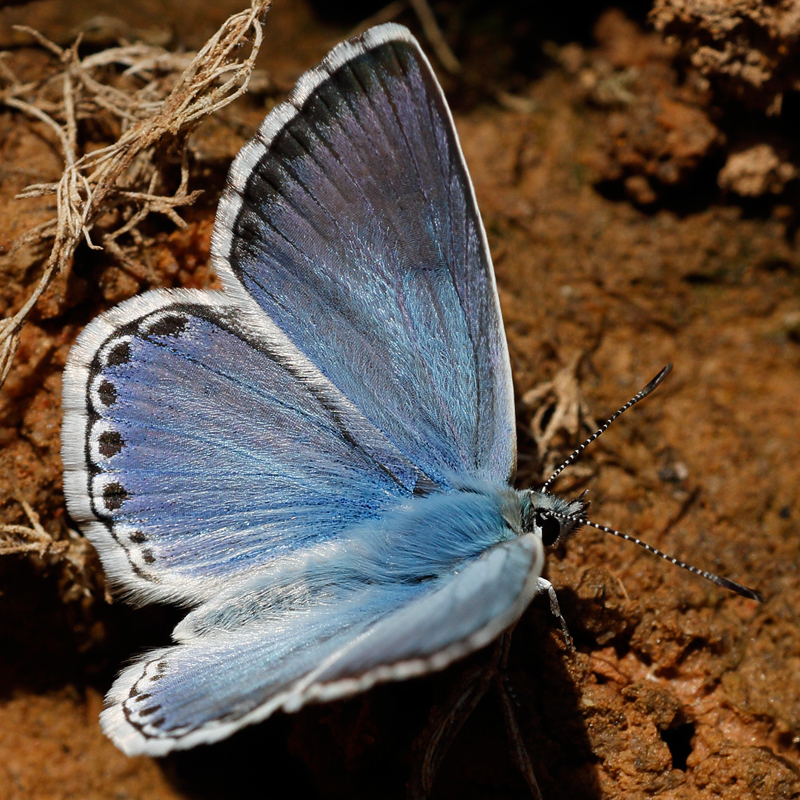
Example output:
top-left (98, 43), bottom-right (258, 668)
top-left (61, 23), bottom-right (760, 758)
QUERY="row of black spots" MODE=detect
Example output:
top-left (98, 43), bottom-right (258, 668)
top-left (87, 338), bottom-right (130, 423)
top-left (102, 313), bottom-right (189, 368)
top-left (94, 311), bottom-right (190, 408)
top-left (92, 319), bottom-right (183, 419)
top-left (101, 309), bottom-right (188, 368)
top-left (123, 692), bottom-right (167, 733)
top-left (90, 313), bottom-right (189, 555)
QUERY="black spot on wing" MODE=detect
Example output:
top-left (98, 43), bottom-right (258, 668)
top-left (107, 341), bottom-right (131, 366)
top-left (147, 315), bottom-right (189, 338)
top-left (98, 380), bottom-right (117, 406)
top-left (98, 430), bottom-right (124, 457)
top-left (103, 482), bottom-right (128, 511)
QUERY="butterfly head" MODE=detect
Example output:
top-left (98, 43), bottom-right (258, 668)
top-left (516, 365), bottom-right (764, 603)
top-left (519, 490), bottom-right (588, 550)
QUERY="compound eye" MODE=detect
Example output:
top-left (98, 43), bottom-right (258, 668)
top-left (536, 514), bottom-right (562, 547)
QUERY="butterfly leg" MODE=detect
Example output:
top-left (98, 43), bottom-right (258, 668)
top-left (537, 577), bottom-right (573, 649)
top-left (408, 628), bottom-right (546, 800)
top-left (495, 632), bottom-right (544, 800)
top-left (407, 644), bottom-right (501, 800)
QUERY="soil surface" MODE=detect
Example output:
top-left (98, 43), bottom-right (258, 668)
top-left (1, 2), bottom-right (799, 799)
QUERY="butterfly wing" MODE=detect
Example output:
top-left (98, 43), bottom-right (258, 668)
top-left (213, 23), bottom-right (515, 486)
top-left (62, 23), bottom-right (528, 757)
top-left (99, 510), bottom-right (542, 757)
top-left (62, 290), bottom-right (426, 605)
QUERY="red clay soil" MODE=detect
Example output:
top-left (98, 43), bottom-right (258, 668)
top-left (0, 2), bottom-right (799, 799)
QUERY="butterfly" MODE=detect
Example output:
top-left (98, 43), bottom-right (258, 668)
top-left (61, 23), bottom-right (761, 758)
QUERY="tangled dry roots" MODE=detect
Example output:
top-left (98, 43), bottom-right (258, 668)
top-left (0, 0), bottom-right (270, 389)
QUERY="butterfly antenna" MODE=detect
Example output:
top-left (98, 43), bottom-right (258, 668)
top-left (542, 364), bottom-right (673, 492)
top-left (550, 511), bottom-right (765, 602)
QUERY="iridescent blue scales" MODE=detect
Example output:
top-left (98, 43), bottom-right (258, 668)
top-left (61, 23), bottom-right (586, 755)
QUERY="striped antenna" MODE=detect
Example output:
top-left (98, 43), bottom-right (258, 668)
top-left (542, 364), bottom-right (673, 491)
top-left (548, 511), bottom-right (764, 602)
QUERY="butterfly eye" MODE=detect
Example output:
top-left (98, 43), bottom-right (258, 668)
top-left (536, 514), bottom-right (562, 547)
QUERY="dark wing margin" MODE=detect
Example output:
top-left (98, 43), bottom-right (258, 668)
top-left (211, 23), bottom-right (516, 487)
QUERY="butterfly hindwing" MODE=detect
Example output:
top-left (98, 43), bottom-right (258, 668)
top-left (99, 488), bottom-right (540, 755)
top-left (213, 23), bottom-right (515, 486)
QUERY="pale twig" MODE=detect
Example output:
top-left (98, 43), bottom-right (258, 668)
top-left (0, 497), bottom-right (66, 557)
top-left (408, 0), bottom-right (460, 74)
top-left (11, 25), bottom-right (65, 57)
top-left (3, 96), bottom-right (73, 156)
top-left (0, 496), bottom-right (98, 601)
top-left (521, 352), bottom-right (599, 477)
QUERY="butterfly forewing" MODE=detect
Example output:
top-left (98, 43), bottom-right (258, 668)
top-left (213, 24), bottom-right (515, 486)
